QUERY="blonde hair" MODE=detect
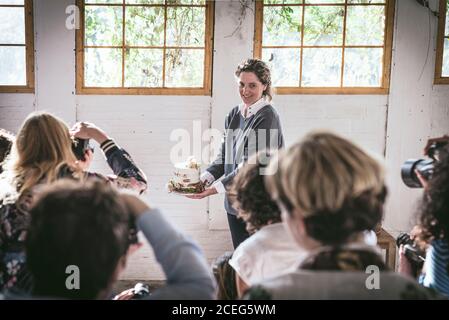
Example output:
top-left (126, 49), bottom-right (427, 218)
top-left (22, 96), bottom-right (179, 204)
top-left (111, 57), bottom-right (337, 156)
top-left (265, 131), bottom-right (386, 243)
top-left (1, 112), bottom-right (80, 197)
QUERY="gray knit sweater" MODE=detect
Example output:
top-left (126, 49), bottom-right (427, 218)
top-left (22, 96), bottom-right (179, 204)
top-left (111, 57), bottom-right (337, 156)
top-left (206, 104), bottom-right (284, 215)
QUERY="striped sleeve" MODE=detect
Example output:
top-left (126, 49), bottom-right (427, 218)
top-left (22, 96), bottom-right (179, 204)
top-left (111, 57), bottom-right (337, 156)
top-left (100, 139), bottom-right (119, 157)
top-left (422, 239), bottom-right (449, 297)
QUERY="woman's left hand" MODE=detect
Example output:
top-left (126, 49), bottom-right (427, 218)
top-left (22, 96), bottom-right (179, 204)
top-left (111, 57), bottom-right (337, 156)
top-left (186, 187), bottom-right (218, 199)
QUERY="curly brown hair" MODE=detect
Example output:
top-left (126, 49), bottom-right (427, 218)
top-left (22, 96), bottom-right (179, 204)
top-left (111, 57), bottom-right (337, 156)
top-left (417, 145), bottom-right (449, 247)
top-left (229, 152), bottom-right (281, 233)
top-left (235, 58), bottom-right (273, 101)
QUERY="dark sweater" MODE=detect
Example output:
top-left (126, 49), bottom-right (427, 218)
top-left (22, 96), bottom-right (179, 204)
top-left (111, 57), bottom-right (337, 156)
top-left (206, 104), bottom-right (284, 215)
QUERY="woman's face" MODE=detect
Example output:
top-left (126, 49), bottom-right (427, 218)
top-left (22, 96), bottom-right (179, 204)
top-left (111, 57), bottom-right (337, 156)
top-left (238, 71), bottom-right (267, 107)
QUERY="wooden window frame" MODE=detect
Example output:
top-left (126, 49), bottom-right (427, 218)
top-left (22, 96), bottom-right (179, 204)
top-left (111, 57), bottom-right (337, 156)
top-left (254, 0), bottom-right (395, 95)
top-left (0, 0), bottom-right (35, 93)
top-left (76, 0), bottom-right (214, 95)
top-left (435, 0), bottom-right (449, 84)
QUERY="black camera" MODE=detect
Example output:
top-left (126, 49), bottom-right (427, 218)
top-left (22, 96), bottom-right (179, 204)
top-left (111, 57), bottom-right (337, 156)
top-left (72, 138), bottom-right (93, 161)
top-left (396, 233), bottom-right (425, 265)
top-left (401, 141), bottom-right (447, 188)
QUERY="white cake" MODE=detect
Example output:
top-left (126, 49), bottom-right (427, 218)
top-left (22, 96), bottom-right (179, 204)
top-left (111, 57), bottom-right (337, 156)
top-left (168, 157), bottom-right (204, 193)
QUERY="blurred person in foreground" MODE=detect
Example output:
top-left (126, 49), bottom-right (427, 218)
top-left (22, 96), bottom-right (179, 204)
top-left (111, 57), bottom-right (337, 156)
top-left (244, 131), bottom-right (442, 300)
top-left (399, 136), bottom-right (449, 297)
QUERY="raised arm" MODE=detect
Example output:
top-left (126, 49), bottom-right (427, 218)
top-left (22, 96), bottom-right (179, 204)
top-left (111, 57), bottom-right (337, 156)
top-left (122, 194), bottom-right (216, 300)
top-left (71, 122), bottom-right (148, 191)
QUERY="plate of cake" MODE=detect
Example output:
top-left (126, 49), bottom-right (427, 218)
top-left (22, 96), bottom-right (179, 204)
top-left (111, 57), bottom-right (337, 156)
top-left (167, 156), bottom-right (205, 195)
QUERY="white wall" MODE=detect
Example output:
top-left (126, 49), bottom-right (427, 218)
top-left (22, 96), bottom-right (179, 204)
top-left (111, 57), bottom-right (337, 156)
top-left (0, 0), bottom-right (448, 279)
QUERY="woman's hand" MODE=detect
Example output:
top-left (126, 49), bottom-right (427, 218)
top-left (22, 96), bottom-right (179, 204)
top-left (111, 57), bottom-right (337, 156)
top-left (108, 176), bottom-right (147, 194)
top-left (76, 148), bottom-right (94, 171)
top-left (415, 169), bottom-right (429, 189)
top-left (113, 288), bottom-right (135, 300)
top-left (423, 135), bottom-right (449, 156)
top-left (186, 187), bottom-right (218, 199)
top-left (71, 122), bottom-right (109, 144)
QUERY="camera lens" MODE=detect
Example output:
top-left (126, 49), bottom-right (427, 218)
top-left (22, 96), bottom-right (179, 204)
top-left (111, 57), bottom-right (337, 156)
top-left (401, 158), bottom-right (434, 188)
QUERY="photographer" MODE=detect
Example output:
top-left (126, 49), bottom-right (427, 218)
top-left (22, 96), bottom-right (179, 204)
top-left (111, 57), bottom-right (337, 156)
top-left (0, 112), bottom-right (147, 293)
top-left (18, 179), bottom-right (214, 299)
top-left (399, 136), bottom-right (449, 297)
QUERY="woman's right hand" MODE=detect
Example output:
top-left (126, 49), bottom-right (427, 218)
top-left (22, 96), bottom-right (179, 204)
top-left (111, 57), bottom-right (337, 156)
top-left (71, 122), bottom-right (109, 144)
top-left (185, 187), bottom-right (218, 199)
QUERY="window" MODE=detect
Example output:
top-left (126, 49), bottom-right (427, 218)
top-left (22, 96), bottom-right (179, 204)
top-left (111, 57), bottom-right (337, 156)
top-left (435, 0), bottom-right (449, 84)
top-left (254, 0), bottom-right (395, 94)
top-left (76, 0), bottom-right (214, 95)
top-left (0, 0), bottom-right (34, 93)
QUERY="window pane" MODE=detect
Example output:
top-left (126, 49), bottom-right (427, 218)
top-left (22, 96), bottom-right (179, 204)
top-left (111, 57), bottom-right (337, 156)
top-left (264, 0), bottom-right (302, 4)
top-left (85, 48), bottom-right (122, 87)
top-left (442, 38), bottom-right (449, 77)
top-left (165, 49), bottom-right (204, 87)
top-left (263, 6), bottom-right (301, 46)
top-left (166, 0), bottom-right (206, 4)
top-left (302, 48), bottom-right (341, 86)
top-left (85, 6), bottom-right (123, 46)
top-left (346, 5), bottom-right (385, 46)
top-left (126, 0), bottom-right (164, 4)
top-left (0, 46), bottom-right (25, 85)
top-left (125, 48), bottom-right (163, 87)
top-left (166, 7), bottom-right (205, 47)
top-left (0, 0), bottom-right (24, 4)
top-left (262, 48), bottom-right (300, 86)
top-left (126, 6), bottom-right (164, 46)
top-left (85, 0), bottom-right (122, 4)
top-left (303, 6), bottom-right (344, 46)
top-left (445, 0), bottom-right (449, 36)
top-left (0, 7), bottom-right (25, 44)
top-left (348, 0), bottom-right (385, 3)
top-left (343, 48), bottom-right (382, 86)
top-left (306, 0), bottom-right (344, 3)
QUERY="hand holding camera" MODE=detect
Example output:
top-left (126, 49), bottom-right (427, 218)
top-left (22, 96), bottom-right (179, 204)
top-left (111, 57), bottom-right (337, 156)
top-left (397, 231), bottom-right (426, 278)
top-left (401, 135), bottom-right (449, 188)
top-left (113, 282), bottom-right (151, 300)
top-left (70, 121), bottom-right (109, 145)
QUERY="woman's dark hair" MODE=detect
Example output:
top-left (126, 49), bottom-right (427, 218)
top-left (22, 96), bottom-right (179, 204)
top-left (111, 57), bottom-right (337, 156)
top-left (235, 58), bottom-right (273, 101)
top-left (230, 152), bottom-right (281, 233)
top-left (212, 252), bottom-right (238, 300)
top-left (418, 145), bottom-right (449, 246)
top-left (26, 179), bottom-right (131, 299)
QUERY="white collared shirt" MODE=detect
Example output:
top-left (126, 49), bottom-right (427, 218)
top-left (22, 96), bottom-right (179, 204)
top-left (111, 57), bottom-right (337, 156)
top-left (239, 97), bottom-right (270, 119)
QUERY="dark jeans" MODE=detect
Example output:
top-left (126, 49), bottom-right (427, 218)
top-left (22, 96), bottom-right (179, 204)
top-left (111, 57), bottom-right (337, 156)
top-left (227, 213), bottom-right (250, 249)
